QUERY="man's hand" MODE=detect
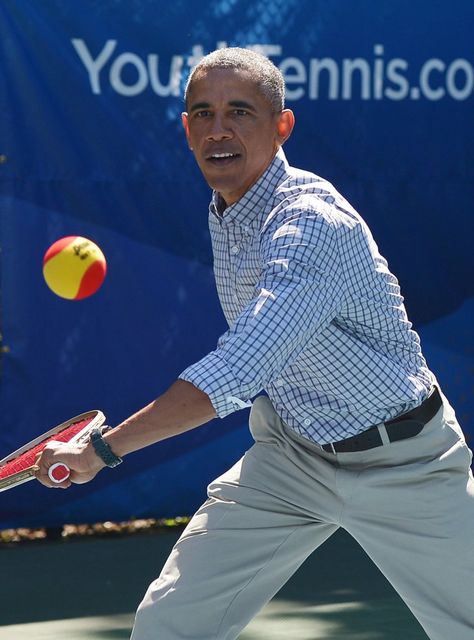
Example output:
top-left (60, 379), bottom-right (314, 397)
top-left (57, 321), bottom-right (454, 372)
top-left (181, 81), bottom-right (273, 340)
top-left (34, 440), bottom-right (106, 489)
top-left (34, 380), bottom-right (215, 490)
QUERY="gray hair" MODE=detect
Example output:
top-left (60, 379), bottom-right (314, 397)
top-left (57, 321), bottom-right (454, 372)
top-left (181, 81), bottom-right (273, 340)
top-left (184, 47), bottom-right (285, 112)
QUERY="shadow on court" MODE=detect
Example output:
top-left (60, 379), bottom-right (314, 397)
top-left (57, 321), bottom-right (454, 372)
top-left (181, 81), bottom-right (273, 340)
top-left (0, 528), bottom-right (426, 639)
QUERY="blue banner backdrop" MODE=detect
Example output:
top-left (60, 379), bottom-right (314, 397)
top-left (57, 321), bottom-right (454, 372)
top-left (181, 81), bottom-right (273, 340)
top-left (0, 0), bottom-right (473, 528)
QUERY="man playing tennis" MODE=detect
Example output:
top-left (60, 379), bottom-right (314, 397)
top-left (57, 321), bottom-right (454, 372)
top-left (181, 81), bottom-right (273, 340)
top-left (36, 48), bottom-right (474, 639)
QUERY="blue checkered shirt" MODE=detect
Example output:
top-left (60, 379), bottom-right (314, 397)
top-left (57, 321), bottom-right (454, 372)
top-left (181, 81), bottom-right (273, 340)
top-left (180, 148), bottom-right (433, 444)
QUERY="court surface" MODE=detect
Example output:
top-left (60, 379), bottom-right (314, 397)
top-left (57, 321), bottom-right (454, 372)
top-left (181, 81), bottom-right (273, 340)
top-left (0, 527), bottom-right (426, 639)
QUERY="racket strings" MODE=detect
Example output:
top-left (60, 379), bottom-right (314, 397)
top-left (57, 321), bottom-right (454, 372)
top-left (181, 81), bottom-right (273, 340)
top-left (0, 418), bottom-right (91, 479)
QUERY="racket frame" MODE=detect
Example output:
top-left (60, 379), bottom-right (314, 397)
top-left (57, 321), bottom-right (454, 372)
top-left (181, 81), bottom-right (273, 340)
top-left (0, 410), bottom-right (105, 492)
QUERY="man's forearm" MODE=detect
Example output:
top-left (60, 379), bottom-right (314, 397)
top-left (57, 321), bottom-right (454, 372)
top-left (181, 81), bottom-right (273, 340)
top-left (103, 379), bottom-right (217, 458)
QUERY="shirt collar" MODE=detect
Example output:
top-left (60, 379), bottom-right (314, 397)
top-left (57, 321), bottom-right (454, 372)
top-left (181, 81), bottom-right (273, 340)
top-left (209, 147), bottom-right (290, 228)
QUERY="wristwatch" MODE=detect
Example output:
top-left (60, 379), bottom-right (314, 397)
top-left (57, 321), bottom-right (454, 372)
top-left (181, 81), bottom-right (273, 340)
top-left (89, 426), bottom-right (123, 468)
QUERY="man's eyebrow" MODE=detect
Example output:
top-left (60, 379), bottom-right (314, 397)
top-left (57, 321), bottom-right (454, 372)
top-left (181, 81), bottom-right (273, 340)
top-left (228, 100), bottom-right (256, 111)
top-left (188, 100), bottom-right (257, 113)
top-left (189, 101), bottom-right (211, 113)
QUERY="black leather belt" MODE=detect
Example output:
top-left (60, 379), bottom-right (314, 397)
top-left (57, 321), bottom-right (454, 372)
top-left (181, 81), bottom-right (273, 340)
top-left (322, 387), bottom-right (442, 454)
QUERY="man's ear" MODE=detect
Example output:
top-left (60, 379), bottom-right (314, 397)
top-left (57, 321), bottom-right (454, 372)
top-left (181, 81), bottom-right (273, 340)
top-left (181, 112), bottom-right (192, 149)
top-left (276, 109), bottom-right (295, 145)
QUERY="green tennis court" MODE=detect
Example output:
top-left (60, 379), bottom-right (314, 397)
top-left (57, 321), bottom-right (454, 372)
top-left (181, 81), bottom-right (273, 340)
top-left (0, 528), bottom-right (426, 639)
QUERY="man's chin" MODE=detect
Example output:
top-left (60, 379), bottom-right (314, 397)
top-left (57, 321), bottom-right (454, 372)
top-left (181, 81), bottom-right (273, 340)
top-left (203, 176), bottom-right (243, 200)
top-left (201, 165), bottom-right (241, 186)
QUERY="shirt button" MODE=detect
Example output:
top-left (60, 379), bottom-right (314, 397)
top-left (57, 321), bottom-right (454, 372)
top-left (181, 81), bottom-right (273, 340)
top-left (303, 419), bottom-right (311, 426)
top-left (274, 379), bottom-right (284, 387)
top-left (230, 245), bottom-right (240, 255)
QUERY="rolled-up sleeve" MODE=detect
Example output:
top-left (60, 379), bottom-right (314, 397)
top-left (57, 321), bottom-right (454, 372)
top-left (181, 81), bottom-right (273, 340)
top-left (179, 205), bottom-right (348, 417)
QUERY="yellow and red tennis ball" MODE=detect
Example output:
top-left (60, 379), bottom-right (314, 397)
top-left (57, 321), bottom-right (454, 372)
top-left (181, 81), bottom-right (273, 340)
top-left (42, 236), bottom-right (107, 300)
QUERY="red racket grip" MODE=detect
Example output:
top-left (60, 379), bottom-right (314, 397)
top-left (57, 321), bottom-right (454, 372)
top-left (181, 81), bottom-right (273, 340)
top-left (48, 462), bottom-right (71, 483)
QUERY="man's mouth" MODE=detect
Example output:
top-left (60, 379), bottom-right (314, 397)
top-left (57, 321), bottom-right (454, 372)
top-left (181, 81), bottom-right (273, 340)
top-left (206, 152), bottom-right (241, 166)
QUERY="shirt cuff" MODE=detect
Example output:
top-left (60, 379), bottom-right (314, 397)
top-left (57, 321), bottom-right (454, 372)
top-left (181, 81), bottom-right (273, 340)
top-left (179, 351), bottom-right (253, 418)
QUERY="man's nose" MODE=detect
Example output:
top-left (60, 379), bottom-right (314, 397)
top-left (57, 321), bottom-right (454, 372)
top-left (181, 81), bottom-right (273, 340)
top-left (206, 115), bottom-right (233, 141)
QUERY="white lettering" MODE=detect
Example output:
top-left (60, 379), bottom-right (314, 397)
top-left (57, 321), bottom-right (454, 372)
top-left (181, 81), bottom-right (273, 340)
top-left (248, 44), bottom-right (282, 58)
top-left (70, 39), bottom-right (473, 103)
top-left (309, 58), bottom-right (339, 99)
top-left (419, 59), bottom-right (445, 100)
top-left (187, 45), bottom-right (205, 68)
top-left (446, 59), bottom-right (473, 100)
top-left (279, 57), bottom-right (306, 100)
top-left (71, 38), bottom-right (117, 94)
top-left (385, 59), bottom-right (409, 100)
top-left (342, 58), bottom-right (370, 100)
top-left (110, 53), bottom-right (149, 96)
top-left (373, 44), bottom-right (384, 100)
top-left (148, 55), bottom-right (184, 97)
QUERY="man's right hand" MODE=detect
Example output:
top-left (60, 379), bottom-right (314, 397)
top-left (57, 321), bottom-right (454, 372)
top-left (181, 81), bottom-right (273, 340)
top-left (34, 439), bottom-right (106, 489)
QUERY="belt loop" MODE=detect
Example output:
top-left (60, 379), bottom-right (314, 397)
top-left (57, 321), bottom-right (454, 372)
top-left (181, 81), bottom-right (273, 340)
top-left (329, 442), bottom-right (336, 454)
top-left (377, 423), bottom-right (391, 446)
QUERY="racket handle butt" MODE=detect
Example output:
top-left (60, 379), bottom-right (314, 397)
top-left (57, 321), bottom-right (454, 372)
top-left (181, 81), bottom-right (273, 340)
top-left (48, 462), bottom-right (71, 483)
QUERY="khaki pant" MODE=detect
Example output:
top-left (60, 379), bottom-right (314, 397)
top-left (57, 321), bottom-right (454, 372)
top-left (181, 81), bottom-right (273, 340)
top-left (131, 392), bottom-right (474, 639)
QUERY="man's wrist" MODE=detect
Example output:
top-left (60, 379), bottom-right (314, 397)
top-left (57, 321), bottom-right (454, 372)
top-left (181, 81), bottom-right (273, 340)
top-left (89, 426), bottom-right (123, 468)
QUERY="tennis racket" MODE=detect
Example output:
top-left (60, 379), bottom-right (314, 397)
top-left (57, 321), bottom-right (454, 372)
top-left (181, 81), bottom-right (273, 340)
top-left (0, 410), bottom-right (105, 492)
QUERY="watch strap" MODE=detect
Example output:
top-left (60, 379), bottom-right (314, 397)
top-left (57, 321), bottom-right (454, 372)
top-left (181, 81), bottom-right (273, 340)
top-left (90, 426), bottom-right (123, 468)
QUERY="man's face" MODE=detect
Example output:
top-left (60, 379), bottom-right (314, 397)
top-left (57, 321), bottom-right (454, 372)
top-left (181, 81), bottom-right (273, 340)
top-left (182, 68), bottom-right (294, 207)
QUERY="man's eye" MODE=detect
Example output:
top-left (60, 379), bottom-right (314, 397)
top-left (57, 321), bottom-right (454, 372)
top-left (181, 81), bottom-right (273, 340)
top-left (233, 109), bottom-right (248, 116)
top-left (196, 111), bottom-right (211, 118)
